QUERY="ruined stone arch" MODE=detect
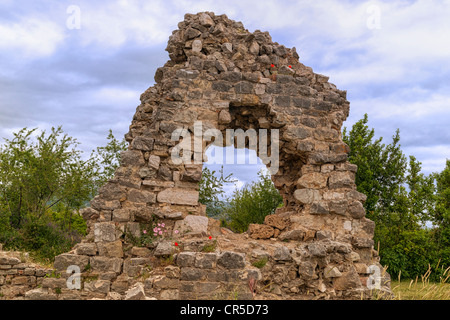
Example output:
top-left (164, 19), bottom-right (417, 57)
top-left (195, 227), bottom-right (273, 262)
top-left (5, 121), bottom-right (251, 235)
top-left (47, 12), bottom-right (392, 300)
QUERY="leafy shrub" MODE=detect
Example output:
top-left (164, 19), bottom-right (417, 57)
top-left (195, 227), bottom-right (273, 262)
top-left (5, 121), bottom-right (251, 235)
top-left (224, 170), bottom-right (283, 233)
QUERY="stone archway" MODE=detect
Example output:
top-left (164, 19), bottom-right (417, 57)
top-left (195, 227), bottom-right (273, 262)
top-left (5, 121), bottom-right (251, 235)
top-left (47, 12), bottom-right (392, 300)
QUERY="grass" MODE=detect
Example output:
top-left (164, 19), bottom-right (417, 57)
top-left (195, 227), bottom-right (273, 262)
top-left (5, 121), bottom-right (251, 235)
top-left (391, 265), bottom-right (450, 300)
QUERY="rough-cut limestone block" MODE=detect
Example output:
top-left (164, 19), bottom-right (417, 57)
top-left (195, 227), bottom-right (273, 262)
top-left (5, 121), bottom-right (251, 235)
top-left (173, 215), bottom-right (209, 236)
top-left (157, 188), bottom-right (199, 206)
top-left (294, 189), bottom-right (321, 204)
top-left (248, 224), bottom-right (274, 239)
top-left (264, 214), bottom-right (286, 230)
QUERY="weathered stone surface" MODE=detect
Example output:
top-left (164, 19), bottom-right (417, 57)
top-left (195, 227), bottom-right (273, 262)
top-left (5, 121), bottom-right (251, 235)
top-left (278, 229), bottom-right (305, 241)
top-left (195, 253), bottom-right (217, 269)
top-left (90, 257), bottom-right (123, 274)
top-left (121, 150), bottom-right (145, 166)
top-left (348, 201), bottom-right (366, 219)
top-left (74, 243), bottom-right (97, 256)
top-left (54, 254), bottom-right (89, 272)
top-left (176, 252), bottom-right (196, 267)
top-left (297, 172), bottom-right (328, 189)
top-left (173, 215), bottom-right (209, 236)
top-left (328, 171), bottom-right (355, 189)
top-left (125, 282), bottom-right (146, 300)
top-left (0, 255), bottom-right (21, 266)
top-left (154, 241), bottom-right (175, 257)
top-left (217, 252), bottom-right (246, 269)
top-left (199, 12), bottom-right (215, 27)
top-left (157, 188), bottom-right (199, 206)
top-left (181, 164), bottom-right (202, 182)
top-left (112, 208), bottom-right (131, 222)
top-left (323, 266), bottom-right (342, 278)
top-left (352, 237), bottom-right (374, 249)
top-left (128, 189), bottom-right (156, 204)
top-left (248, 224), bottom-right (274, 239)
top-left (329, 200), bottom-right (348, 215)
top-left (25, 288), bottom-right (58, 300)
top-left (97, 240), bottom-right (123, 258)
top-left (307, 243), bottom-right (327, 257)
top-left (94, 222), bottom-right (118, 243)
top-left (218, 109), bottom-right (232, 124)
top-left (273, 246), bottom-right (291, 261)
top-left (191, 39), bottom-right (202, 52)
top-left (310, 201), bottom-right (329, 215)
top-left (294, 189), bottom-right (321, 204)
top-left (333, 269), bottom-right (362, 290)
top-left (84, 280), bottom-right (111, 294)
top-left (264, 215), bottom-right (286, 230)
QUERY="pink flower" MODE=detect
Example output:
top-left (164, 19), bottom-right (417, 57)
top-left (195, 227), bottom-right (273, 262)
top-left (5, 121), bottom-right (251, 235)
top-left (143, 230), bottom-right (147, 234)
top-left (159, 231), bottom-right (163, 235)
top-left (153, 227), bottom-right (158, 232)
top-left (157, 223), bottom-right (161, 227)
top-left (161, 223), bottom-right (165, 228)
top-left (174, 230), bottom-right (179, 234)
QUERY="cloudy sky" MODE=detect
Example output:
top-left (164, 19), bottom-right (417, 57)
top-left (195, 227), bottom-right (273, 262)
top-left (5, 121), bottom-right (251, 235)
top-left (1, 0), bottom-right (449, 195)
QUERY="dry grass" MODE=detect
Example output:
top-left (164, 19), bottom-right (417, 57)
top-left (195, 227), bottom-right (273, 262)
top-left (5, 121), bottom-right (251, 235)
top-left (391, 265), bottom-right (450, 300)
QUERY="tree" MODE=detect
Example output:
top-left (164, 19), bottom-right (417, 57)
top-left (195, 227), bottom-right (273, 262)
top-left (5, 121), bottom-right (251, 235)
top-left (0, 127), bottom-right (127, 262)
top-left (224, 170), bottom-right (283, 233)
top-left (432, 160), bottom-right (450, 268)
top-left (199, 166), bottom-right (235, 218)
top-left (343, 114), bottom-right (445, 280)
top-left (93, 129), bottom-right (128, 188)
top-left (0, 127), bottom-right (97, 229)
top-left (343, 114), bottom-right (408, 220)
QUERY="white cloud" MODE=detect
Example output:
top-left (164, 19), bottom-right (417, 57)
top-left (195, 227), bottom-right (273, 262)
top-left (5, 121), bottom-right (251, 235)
top-left (75, 0), bottom-right (181, 47)
top-left (0, 18), bottom-right (65, 58)
top-left (351, 90), bottom-right (450, 119)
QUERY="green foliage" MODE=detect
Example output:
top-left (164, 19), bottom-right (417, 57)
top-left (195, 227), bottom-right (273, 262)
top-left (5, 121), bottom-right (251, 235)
top-left (344, 114), bottom-right (448, 281)
top-left (199, 166), bottom-right (236, 219)
top-left (0, 126), bottom-right (127, 262)
top-left (93, 129), bottom-right (128, 188)
top-left (252, 257), bottom-right (268, 269)
top-left (224, 170), bottom-right (283, 233)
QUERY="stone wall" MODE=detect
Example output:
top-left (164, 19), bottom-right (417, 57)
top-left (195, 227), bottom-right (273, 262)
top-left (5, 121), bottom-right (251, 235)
top-left (0, 12), bottom-right (392, 300)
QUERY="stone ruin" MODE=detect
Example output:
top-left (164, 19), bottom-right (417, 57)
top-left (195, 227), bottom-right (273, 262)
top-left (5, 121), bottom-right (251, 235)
top-left (0, 12), bottom-right (392, 300)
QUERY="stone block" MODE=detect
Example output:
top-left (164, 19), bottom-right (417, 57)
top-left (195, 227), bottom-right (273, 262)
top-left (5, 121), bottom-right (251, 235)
top-left (248, 224), bottom-right (274, 239)
top-left (157, 188), bottom-right (199, 206)
top-left (294, 189), bottom-right (321, 204)
top-left (54, 254), bottom-right (89, 273)
top-left (264, 214), bottom-right (286, 230)
top-left (217, 252), bottom-right (246, 269)
top-left (90, 257), bottom-right (123, 274)
top-left (297, 172), bottom-right (328, 189)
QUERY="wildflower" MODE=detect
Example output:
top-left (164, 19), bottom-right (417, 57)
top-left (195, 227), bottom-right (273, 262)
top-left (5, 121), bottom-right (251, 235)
top-left (271, 64), bottom-right (275, 68)
top-left (174, 242), bottom-right (178, 246)
top-left (143, 230), bottom-right (147, 234)
top-left (288, 65), bottom-right (292, 68)
top-left (174, 230), bottom-right (179, 234)
top-left (158, 223), bottom-right (161, 227)
top-left (161, 223), bottom-right (165, 227)
top-left (159, 231), bottom-right (163, 235)
top-left (209, 236), bottom-right (212, 240)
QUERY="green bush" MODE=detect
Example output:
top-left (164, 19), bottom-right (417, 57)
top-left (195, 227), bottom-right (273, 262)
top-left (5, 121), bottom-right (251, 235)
top-left (0, 127), bottom-right (126, 262)
top-left (224, 170), bottom-right (283, 233)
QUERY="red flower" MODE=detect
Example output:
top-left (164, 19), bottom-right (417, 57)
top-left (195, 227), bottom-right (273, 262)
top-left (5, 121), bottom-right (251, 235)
top-left (271, 64), bottom-right (275, 68)
top-left (174, 242), bottom-right (178, 246)
top-left (288, 65), bottom-right (292, 68)
top-left (209, 236), bottom-right (212, 240)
